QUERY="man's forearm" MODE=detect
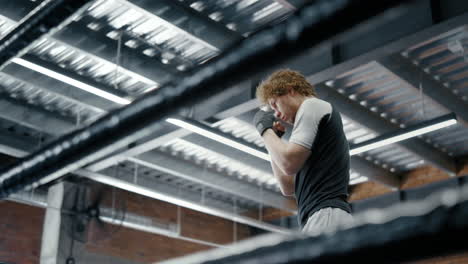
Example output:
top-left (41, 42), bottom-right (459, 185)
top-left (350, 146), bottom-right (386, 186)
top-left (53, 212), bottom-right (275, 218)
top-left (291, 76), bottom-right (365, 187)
top-left (271, 159), bottom-right (295, 196)
top-left (263, 128), bottom-right (311, 176)
top-left (262, 129), bottom-right (289, 168)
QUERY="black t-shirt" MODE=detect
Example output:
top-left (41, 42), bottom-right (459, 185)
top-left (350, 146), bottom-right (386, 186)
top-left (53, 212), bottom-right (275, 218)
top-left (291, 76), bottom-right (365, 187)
top-left (289, 98), bottom-right (351, 227)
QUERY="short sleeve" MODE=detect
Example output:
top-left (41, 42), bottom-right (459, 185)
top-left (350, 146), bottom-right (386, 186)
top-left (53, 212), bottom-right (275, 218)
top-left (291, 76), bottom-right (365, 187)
top-left (289, 98), bottom-right (332, 150)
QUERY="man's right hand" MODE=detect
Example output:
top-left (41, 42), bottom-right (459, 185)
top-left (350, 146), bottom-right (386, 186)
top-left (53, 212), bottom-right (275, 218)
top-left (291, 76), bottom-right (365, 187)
top-left (253, 110), bottom-right (276, 136)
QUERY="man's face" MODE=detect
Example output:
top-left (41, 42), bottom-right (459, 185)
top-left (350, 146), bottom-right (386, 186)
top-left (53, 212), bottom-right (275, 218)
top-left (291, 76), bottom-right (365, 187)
top-left (268, 92), bottom-right (297, 125)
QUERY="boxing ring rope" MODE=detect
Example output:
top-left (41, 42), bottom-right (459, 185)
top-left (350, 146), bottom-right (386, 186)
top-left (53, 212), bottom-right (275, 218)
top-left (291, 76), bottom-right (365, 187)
top-left (0, 0), bottom-right (94, 69)
top-left (0, 0), bottom-right (411, 200)
top-left (161, 183), bottom-right (468, 264)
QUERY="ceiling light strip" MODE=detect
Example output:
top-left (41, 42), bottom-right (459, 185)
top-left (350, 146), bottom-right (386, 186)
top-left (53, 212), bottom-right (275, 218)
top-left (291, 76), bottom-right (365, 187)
top-left (11, 57), bottom-right (131, 105)
top-left (113, 0), bottom-right (219, 52)
top-left (166, 118), bottom-right (270, 161)
top-left (350, 113), bottom-right (457, 156)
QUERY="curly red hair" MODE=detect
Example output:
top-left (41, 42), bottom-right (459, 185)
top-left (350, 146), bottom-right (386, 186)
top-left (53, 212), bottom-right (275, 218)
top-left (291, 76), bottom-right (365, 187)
top-left (256, 69), bottom-right (317, 104)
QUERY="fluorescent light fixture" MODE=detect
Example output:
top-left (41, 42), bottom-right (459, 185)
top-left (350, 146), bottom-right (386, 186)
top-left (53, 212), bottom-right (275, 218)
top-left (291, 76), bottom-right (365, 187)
top-left (350, 113), bottom-right (457, 156)
top-left (11, 58), bottom-right (132, 105)
top-left (166, 118), bottom-right (270, 161)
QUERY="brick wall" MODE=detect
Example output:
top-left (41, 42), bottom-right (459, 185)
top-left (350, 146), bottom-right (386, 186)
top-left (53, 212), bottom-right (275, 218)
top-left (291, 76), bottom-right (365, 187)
top-left (348, 181), bottom-right (394, 202)
top-left (0, 201), bottom-right (44, 264)
top-left (350, 158), bottom-right (468, 201)
top-left (404, 252), bottom-right (468, 264)
top-left (86, 186), bottom-right (254, 263)
top-left (243, 204), bottom-right (296, 222)
top-left (87, 222), bottom-right (212, 263)
top-left (0, 184), bottom-right (256, 264)
top-left (400, 166), bottom-right (452, 189)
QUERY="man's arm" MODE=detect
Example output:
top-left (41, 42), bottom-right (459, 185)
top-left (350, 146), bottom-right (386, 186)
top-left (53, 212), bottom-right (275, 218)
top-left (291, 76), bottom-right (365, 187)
top-left (263, 129), bottom-right (311, 176)
top-left (253, 110), bottom-right (310, 192)
top-left (271, 159), bottom-right (295, 196)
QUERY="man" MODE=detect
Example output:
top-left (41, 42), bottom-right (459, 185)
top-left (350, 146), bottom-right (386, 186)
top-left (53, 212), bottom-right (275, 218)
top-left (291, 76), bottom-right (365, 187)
top-left (254, 69), bottom-right (352, 234)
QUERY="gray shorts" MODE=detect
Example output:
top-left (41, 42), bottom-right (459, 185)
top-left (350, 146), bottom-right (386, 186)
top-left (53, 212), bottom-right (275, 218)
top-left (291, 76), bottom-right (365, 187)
top-left (302, 207), bottom-right (353, 235)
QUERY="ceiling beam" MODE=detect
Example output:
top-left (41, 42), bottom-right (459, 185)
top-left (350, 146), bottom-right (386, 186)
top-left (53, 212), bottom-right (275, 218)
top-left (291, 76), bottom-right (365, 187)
top-left (0, 0), bottom-right (95, 69)
top-left (0, 130), bottom-right (32, 158)
top-left (181, 133), bottom-right (272, 173)
top-left (86, 126), bottom-right (189, 172)
top-left (0, 0), bottom-right (38, 21)
top-left (52, 17), bottom-right (178, 84)
top-left (0, 14), bottom-right (158, 90)
top-left (3, 57), bottom-right (120, 111)
top-left (188, 80), bottom-right (253, 120)
top-left (306, 12), bottom-right (468, 85)
top-left (377, 54), bottom-right (468, 124)
top-left (0, 0), bottom-right (180, 84)
top-left (127, 151), bottom-right (294, 212)
top-left (0, 71), bottom-right (106, 117)
top-left (95, 165), bottom-right (247, 213)
top-left (0, 92), bottom-right (75, 136)
top-left (126, 0), bottom-right (241, 49)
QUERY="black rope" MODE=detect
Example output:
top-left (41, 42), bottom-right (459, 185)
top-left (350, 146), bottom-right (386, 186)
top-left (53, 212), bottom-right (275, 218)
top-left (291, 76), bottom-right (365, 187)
top-left (0, 0), bottom-right (93, 69)
top-left (202, 200), bottom-right (468, 264)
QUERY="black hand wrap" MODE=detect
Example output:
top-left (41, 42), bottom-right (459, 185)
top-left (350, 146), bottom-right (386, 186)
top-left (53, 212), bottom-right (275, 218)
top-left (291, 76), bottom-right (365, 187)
top-left (253, 110), bottom-right (276, 136)
top-left (275, 127), bottom-right (285, 138)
